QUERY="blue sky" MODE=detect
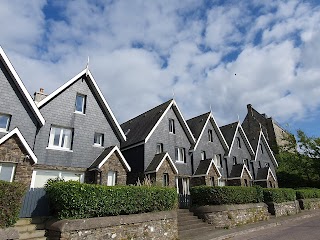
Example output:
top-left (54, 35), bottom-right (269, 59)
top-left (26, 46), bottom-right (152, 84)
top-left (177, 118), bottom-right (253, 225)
top-left (1, 0), bottom-right (320, 137)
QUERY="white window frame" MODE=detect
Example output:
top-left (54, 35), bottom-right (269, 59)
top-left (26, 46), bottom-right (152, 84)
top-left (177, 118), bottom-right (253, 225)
top-left (0, 163), bottom-right (16, 182)
top-left (93, 132), bottom-right (104, 147)
top-left (48, 126), bottom-right (73, 150)
top-left (218, 178), bottom-right (226, 187)
top-left (175, 147), bottom-right (185, 163)
top-left (156, 143), bottom-right (163, 154)
top-left (163, 173), bottom-right (169, 187)
top-left (208, 129), bottom-right (213, 142)
top-left (107, 170), bottom-right (117, 186)
top-left (201, 151), bottom-right (206, 160)
top-left (215, 154), bottom-right (222, 168)
top-left (75, 93), bottom-right (86, 114)
top-left (233, 156), bottom-right (237, 165)
top-left (169, 119), bottom-right (175, 134)
top-left (0, 113), bottom-right (11, 132)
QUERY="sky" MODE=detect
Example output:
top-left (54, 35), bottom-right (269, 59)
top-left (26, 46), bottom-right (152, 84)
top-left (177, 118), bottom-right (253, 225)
top-left (1, 0), bottom-right (320, 137)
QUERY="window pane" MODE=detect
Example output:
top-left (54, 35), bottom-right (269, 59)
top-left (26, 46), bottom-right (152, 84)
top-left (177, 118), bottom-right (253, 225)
top-left (0, 164), bottom-right (15, 181)
top-left (75, 94), bottom-right (85, 113)
top-left (53, 128), bottom-right (61, 146)
top-left (107, 171), bottom-right (116, 186)
top-left (62, 172), bottom-right (81, 182)
top-left (0, 114), bottom-right (10, 130)
top-left (61, 129), bottom-right (72, 148)
top-left (94, 133), bottom-right (103, 146)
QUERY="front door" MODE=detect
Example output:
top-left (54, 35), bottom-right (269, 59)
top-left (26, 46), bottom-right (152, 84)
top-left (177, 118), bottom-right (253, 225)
top-left (176, 177), bottom-right (190, 208)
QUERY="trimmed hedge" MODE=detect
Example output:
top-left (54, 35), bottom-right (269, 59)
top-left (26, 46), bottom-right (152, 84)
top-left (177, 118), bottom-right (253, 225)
top-left (45, 181), bottom-right (177, 219)
top-left (263, 188), bottom-right (296, 203)
top-left (0, 181), bottom-right (27, 228)
top-left (296, 188), bottom-right (320, 199)
top-left (190, 186), bottom-right (264, 206)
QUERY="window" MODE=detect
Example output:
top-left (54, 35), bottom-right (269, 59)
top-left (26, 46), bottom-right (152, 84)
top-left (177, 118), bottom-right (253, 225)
top-left (244, 179), bottom-right (248, 187)
top-left (32, 170), bottom-right (83, 188)
top-left (175, 147), bottom-right (186, 163)
top-left (208, 129), bottom-right (213, 142)
top-left (218, 179), bottom-right (226, 187)
top-left (250, 162), bottom-right (255, 179)
top-left (0, 114), bottom-right (10, 132)
top-left (236, 137), bottom-right (241, 148)
top-left (243, 159), bottom-right (249, 167)
top-left (210, 177), bottom-right (215, 186)
top-left (48, 126), bottom-right (73, 150)
top-left (0, 163), bottom-right (16, 182)
top-left (258, 161), bottom-right (262, 168)
top-left (201, 151), bottom-right (206, 160)
top-left (156, 143), bottom-right (163, 154)
top-left (107, 171), bottom-right (117, 186)
top-left (169, 119), bottom-right (175, 134)
top-left (233, 156), bottom-right (237, 165)
top-left (163, 173), bottom-right (169, 187)
top-left (94, 133), bottom-right (104, 146)
top-left (216, 154), bottom-right (222, 168)
top-left (75, 94), bottom-right (86, 113)
top-left (260, 144), bottom-right (264, 154)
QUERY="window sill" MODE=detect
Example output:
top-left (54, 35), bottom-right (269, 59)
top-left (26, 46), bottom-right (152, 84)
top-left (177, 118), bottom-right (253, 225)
top-left (46, 147), bottom-right (73, 152)
top-left (0, 129), bottom-right (8, 133)
top-left (74, 111), bottom-right (86, 115)
top-left (93, 144), bottom-right (104, 148)
top-left (175, 161), bottom-right (186, 164)
top-left (169, 132), bottom-right (175, 134)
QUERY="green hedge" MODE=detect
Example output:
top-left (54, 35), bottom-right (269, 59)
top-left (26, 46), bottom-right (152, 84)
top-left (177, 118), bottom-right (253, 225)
top-left (296, 188), bottom-right (320, 199)
top-left (263, 188), bottom-right (296, 203)
top-left (0, 181), bottom-right (27, 228)
top-left (190, 186), bottom-right (264, 206)
top-left (45, 181), bottom-right (177, 219)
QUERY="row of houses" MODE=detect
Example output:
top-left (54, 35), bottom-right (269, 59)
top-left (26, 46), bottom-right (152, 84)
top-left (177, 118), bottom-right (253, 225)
top-left (0, 46), bottom-right (280, 200)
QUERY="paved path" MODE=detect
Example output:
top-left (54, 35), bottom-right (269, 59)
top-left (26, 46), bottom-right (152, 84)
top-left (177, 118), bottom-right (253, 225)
top-left (227, 213), bottom-right (320, 240)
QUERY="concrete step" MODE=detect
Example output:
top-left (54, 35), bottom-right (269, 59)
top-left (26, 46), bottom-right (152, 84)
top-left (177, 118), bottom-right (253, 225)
top-left (179, 225), bottom-right (215, 240)
top-left (178, 221), bottom-right (210, 231)
top-left (19, 230), bottom-right (46, 240)
top-left (14, 223), bottom-right (45, 232)
top-left (178, 218), bottom-right (202, 226)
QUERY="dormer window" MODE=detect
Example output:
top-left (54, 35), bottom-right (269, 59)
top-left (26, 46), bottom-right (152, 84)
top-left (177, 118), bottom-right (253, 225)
top-left (208, 129), bottom-right (213, 142)
top-left (236, 137), bottom-right (241, 148)
top-left (75, 93), bottom-right (86, 114)
top-left (156, 143), bottom-right (163, 154)
top-left (0, 113), bottom-right (10, 132)
top-left (201, 151), bottom-right (206, 160)
top-left (169, 119), bottom-right (175, 134)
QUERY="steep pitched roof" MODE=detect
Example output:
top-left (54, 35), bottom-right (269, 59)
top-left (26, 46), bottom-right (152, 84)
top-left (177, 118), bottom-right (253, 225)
top-left (187, 112), bottom-right (229, 151)
top-left (253, 131), bottom-right (278, 167)
top-left (145, 152), bottom-right (178, 174)
top-left (255, 167), bottom-right (276, 181)
top-left (0, 47), bottom-right (45, 126)
top-left (0, 128), bottom-right (37, 164)
top-left (228, 163), bottom-right (253, 179)
top-left (121, 99), bottom-right (196, 149)
top-left (89, 145), bottom-right (131, 171)
top-left (220, 121), bottom-right (255, 157)
top-left (37, 69), bottom-right (126, 142)
top-left (193, 158), bottom-right (222, 177)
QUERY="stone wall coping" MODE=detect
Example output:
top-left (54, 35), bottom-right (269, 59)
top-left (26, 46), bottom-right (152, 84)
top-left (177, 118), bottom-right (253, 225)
top-left (191, 202), bottom-right (267, 213)
top-left (0, 227), bottom-right (19, 240)
top-left (46, 210), bottom-right (177, 232)
top-left (266, 200), bottom-right (299, 206)
top-left (297, 198), bottom-right (320, 202)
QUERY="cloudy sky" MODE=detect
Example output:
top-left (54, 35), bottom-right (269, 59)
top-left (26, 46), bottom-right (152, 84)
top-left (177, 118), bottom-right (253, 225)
top-left (1, 0), bottom-right (320, 136)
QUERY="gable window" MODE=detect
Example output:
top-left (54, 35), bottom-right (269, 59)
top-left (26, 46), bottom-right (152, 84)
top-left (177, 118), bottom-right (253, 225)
top-left (169, 119), bottom-right (175, 134)
top-left (107, 170), bottom-right (117, 186)
top-left (0, 114), bottom-right (11, 132)
top-left (75, 94), bottom-right (86, 114)
top-left (94, 133), bottom-right (104, 147)
top-left (208, 129), bottom-right (213, 142)
top-left (233, 156), bottom-right (237, 165)
top-left (201, 151), bottom-right (206, 160)
top-left (48, 126), bottom-right (73, 150)
top-left (236, 137), bottom-right (241, 148)
top-left (163, 173), bottom-right (169, 187)
top-left (216, 154), bottom-right (222, 168)
top-left (210, 177), bottom-right (215, 186)
top-left (0, 163), bottom-right (16, 182)
top-left (260, 144), bottom-right (264, 154)
top-left (156, 143), bottom-right (163, 154)
top-left (244, 179), bottom-right (248, 187)
top-left (175, 147), bottom-right (186, 163)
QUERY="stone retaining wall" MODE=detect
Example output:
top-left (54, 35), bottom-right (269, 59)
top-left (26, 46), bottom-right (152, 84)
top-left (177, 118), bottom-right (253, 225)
top-left (191, 203), bottom-right (269, 229)
top-left (298, 198), bottom-right (320, 210)
top-left (0, 228), bottom-right (19, 240)
top-left (46, 210), bottom-right (177, 240)
top-left (266, 200), bottom-right (300, 217)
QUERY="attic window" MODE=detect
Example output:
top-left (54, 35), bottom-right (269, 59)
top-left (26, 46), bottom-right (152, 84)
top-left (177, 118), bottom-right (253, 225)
top-left (75, 93), bottom-right (86, 114)
top-left (0, 113), bottom-right (11, 132)
top-left (169, 119), bottom-right (175, 134)
top-left (201, 151), bottom-right (206, 160)
top-left (236, 137), bottom-right (241, 148)
top-left (156, 143), bottom-right (163, 154)
top-left (260, 144), bottom-right (263, 154)
top-left (208, 129), bottom-right (213, 142)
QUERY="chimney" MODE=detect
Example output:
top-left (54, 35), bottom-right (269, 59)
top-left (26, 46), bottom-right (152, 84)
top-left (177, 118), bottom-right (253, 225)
top-left (247, 104), bottom-right (253, 117)
top-left (34, 88), bottom-right (48, 103)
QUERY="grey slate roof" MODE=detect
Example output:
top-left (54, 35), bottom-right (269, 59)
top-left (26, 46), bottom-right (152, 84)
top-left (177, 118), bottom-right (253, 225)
top-left (145, 152), bottom-right (167, 172)
top-left (256, 167), bottom-right (269, 180)
top-left (229, 164), bottom-right (244, 178)
top-left (220, 122), bottom-right (238, 147)
top-left (121, 99), bottom-right (172, 148)
top-left (194, 159), bottom-right (212, 175)
top-left (176, 164), bottom-right (190, 176)
top-left (88, 146), bottom-right (116, 169)
top-left (187, 112), bottom-right (211, 140)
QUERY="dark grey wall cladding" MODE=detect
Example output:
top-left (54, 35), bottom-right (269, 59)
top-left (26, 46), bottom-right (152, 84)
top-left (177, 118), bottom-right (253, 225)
top-left (122, 144), bottom-right (144, 184)
top-left (193, 120), bottom-right (226, 173)
top-left (255, 139), bottom-right (277, 179)
top-left (33, 77), bottom-right (120, 168)
top-left (224, 131), bottom-right (253, 177)
top-left (145, 107), bottom-right (192, 175)
top-left (0, 61), bottom-right (38, 147)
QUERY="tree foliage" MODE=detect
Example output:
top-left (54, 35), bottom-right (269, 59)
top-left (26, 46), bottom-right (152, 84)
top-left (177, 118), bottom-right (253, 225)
top-left (276, 130), bottom-right (320, 188)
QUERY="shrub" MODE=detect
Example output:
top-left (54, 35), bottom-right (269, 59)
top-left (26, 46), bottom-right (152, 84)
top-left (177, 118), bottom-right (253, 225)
top-left (296, 188), bottom-right (320, 199)
top-left (263, 188), bottom-right (296, 203)
top-left (190, 186), bottom-right (263, 206)
top-left (45, 181), bottom-right (177, 219)
top-left (0, 181), bottom-right (27, 228)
